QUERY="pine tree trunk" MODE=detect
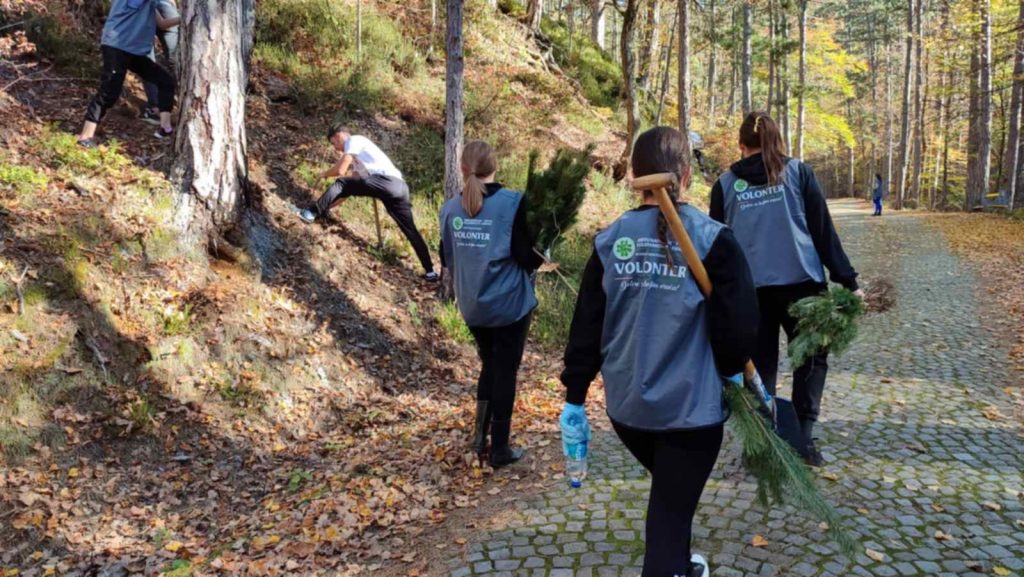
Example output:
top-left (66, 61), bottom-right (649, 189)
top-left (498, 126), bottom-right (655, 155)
top-left (171, 0), bottom-right (254, 249)
top-left (1002, 0), bottom-right (1023, 209)
top-left (967, 45), bottom-right (980, 210)
top-left (742, 0), bottom-right (753, 114)
top-left (678, 0), bottom-right (693, 174)
top-left (655, 7), bottom-right (677, 126)
top-left (444, 0), bottom-right (465, 202)
top-left (527, 0), bottom-right (543, 32)
top-left (592, 0), bottom-right (606, 50)
top-left (847, 100), bottom-right (855, 196)
top-left (640, 0), bottom-right (660, 95)
top-left (885, 37), bottom-right (894, 197)
top-left (707, 0), bottom-right (717, 128)
top-left (729, 6), bottom-right (738, 118)
top-left (976, 0), bottom-right (993, 207)
top-left (895, 0), bottom-right (914, 210)
top-left (780, 12), bottom-right (790, 149)
top-left (931, 49), bottom-right (946, 208)
top-left (795, 0), bottom-right (807, 159)
top-left (909, 0), bottom-right (925, 207)
top-left (618, 0), bottom-right (641, 175)
top-left (766, 0), bottom-right (776, 111)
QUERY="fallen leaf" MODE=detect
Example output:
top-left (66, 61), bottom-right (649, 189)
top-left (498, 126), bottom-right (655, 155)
top-left (865, 548), bottom-right (886, 562)
top-left (67, 467), bottom-right (79, 478)
top-left (164, 541), bottom-right (183, 552)
top-left (993, 568), bottom-right (1010, 576)
top-left (982, 501), bottom-right (1002, 512)
top-left (751, 534), bottom-right (769, 548)
top-left (934, 530), bottom-right (953, 541)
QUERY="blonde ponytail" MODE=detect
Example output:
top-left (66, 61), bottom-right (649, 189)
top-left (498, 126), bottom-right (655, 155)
top-left (460, 140), bottom-right (498, 218)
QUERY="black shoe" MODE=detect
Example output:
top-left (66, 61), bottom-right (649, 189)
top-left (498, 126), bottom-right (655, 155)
top-left (689, 554), bottom-right (710, 577)
top-left (423, 271), bottom-right (439, 282)
top-left (140, 108), bottom-right (161, 125)
top-left (471, 400), bottom-right (490, 460)
top-left (488, 418), bottom-right (524, 469)
top-left (803, 440), bottom-right (824, 467)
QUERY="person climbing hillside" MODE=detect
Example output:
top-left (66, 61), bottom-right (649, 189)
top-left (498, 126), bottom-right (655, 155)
top-left (140, 0), bottom-right (179, 126)
top-left (873, 173), bottom-right (885, 216)
top-left (439, 140), bottom-right (543, 469)
top-left (298, 126), bottom-right (438, 281)
top-left (559, 127), bottom-right (760, 577)
top-left (76, 0), bottom-right (179, 148)
top-left (709, 111), bottom-right (862, 467)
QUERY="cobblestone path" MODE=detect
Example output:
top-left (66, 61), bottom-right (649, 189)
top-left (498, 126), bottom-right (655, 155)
top-left (447, 202), bottom-right (1024, 577)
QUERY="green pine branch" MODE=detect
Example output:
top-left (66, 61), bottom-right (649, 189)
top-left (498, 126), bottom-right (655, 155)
top-left (788, 286), bottom-right (865, 367)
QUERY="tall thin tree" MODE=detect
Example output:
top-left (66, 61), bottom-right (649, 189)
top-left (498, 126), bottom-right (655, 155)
top-left (618, 0), bottom-right (642, 176)
top-left (1001, 0), bottom-right (1024, 209)
top-left (742, 0), bottom-right (753, 114)
top-left (795, 0), bottom-right (807, 159)
top-left (679, 0), bottom-right (693, 175)
top-left (895, 0), bottom-right (914, 210)
top-left (707, 0), bottom-right (718, 127)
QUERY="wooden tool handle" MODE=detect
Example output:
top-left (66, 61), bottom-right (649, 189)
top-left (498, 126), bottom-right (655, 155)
top-left (631, 172), bottom-right (758, 380)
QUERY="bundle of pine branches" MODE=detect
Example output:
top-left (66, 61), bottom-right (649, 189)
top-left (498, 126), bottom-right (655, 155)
top-left (788, 286), bottom-right (865, 368)
top-left (524, 145), bottom-right (594, 255)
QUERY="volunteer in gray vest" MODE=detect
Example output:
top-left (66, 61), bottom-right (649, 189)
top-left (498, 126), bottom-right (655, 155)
top-left (560, 128), bottom-right (759, 577)
top-left (709, 111), bottom-right (862, 466)
top-left (298, 126), bottom-right (438, 281)
top-left (141, 0), bottom-right (179, 125)
top-left (439, 141), bottom-right (543, 469)
top-left (77, 0), bottom-right (179, 148)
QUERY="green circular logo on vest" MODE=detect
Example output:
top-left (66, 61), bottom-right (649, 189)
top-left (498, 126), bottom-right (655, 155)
top-left (734, 179), bottom-right (749, 193)
top-left (613, 237), bottom-right (636, 260)
top-left (452, 217), bottom-right (464, 231)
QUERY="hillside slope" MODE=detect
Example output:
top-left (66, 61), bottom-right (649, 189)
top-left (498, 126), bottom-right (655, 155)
top-left (0, 2), bottom-right (621, 575)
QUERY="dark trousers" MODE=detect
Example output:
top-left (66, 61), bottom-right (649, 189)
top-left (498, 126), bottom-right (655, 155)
top-left (86, 45), bottom-right (175, 124)
top-left (468, 313), bottom-right (531, 432)
top-left (144, 31), bottom-right (179, 109)
top-left (753, 282), bottom-right (829, 422)
top-left (314, 175), bottom-right (434, 273)
top-left (613, 422), bottom-right (724, 577)
top-left (873, 196), bottom-right (883, 215)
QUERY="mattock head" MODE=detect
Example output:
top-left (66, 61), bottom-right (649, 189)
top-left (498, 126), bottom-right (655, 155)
top-left (630, 172), bottom-right (679, 193)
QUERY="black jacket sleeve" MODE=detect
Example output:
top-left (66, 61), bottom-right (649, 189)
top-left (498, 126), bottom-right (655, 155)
top-left (561, 248), bottom-right (606, 405)
top-left (703, 228), bottom-right (760, 376)
top-left (709, 181), bottom-right (725, 223)
top-left (511, 198), bottom-right (544, 272)
top-left (800, 164), bottom-right (859, 290)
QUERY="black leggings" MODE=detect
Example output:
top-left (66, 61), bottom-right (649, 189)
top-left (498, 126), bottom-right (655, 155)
top-left (314, 175), bottom-right (434, 273)
top-left (86, 45), bottom-right (175, 124)
top-left (752, 282), bottom-right (829, 422)
top-left (613, 422), bottom-right (723, 577)
top-left (468, 314), bottom-right (531, 424)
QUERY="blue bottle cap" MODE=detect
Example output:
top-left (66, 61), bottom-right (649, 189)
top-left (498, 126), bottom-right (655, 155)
top-left (570, 479), bottom-right (582, 489)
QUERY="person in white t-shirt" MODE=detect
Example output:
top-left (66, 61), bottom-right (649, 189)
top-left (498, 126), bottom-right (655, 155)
top-left (298, 126), bottom-right (437, 281)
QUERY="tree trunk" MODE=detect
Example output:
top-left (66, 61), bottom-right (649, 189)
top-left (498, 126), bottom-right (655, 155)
top-left (729, 6), bottom-right (738, 118)
top-left (171, 0), bottom-right (254, 248)
top-left (741, 0), bottom-right (753, 114)
top-left (1002, 0), bottom-right (1024, 209)
top-left (640, 0), bottom-right (661, 95)
top-left (967, 44), bottom-right (980, 210)
top-left (706, 0), bottom-right (717, 128)
top-left (618, 0), bottom-right (641, 176)
top-left (444, 0), bottom-right (465, 202)
top-left (527, 0), bottom-right (543, 32)
top-left (592, 0), bottom-right (606, 50)
top-left (780, 11), bottom-right (790, 149)
top-left (895, 0), bottom-right (914, 210)
top-left (678, 0), bottom-right (693, 175)
top-left (976, 0), bottom-right (993, 207)
top-left (795, 0), bottom-right (807, 159)
top-left (847, 101), bottom-right (855, 196)
top-left (884, 36), bottom-right (894, 197)
top-left (909, 0), bottom-right (925, 207)
top-left (655, 6), bottom-right (677, 126)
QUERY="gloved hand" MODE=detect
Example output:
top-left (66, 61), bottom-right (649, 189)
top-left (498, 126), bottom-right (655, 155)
top-left (723, 370), bottom-right (777, 426)
top-left (559, 403), bottom-right (591, 457)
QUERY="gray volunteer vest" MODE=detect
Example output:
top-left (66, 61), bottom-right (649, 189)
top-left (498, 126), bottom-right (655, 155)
top-left (594, 205), bottom-right (726, 431)
top-left (718, 159), bottom-right (826, 288)
top-left (440, 189), bottom-right (537, 328)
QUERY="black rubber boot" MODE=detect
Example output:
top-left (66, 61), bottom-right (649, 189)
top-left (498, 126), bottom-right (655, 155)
top-left (800, 419), bottom-right (823, 467)
top-left (488, 418), bottom-right (524, 469)
top-left (471, 400), bottom-right (490, 460)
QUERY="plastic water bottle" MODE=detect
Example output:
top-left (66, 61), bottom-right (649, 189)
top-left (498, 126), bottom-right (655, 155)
top-left (565, 437), bottom-right (588, 488)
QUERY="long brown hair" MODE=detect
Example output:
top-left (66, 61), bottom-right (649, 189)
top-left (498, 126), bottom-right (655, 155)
top-left (739, 111), bottom-right (787, 186)
top-left (631, 127), bottom-right (687, 266)
top-left (460, 140), bottom-right (497, 217)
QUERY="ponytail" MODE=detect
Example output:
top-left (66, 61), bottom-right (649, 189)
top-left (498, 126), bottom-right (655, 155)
top-left (460, 140), bottom-right (498, 218)
top-left (462, 174), bottom-right (485, 217)
top-left (740, 112), bottom-right (787, 186)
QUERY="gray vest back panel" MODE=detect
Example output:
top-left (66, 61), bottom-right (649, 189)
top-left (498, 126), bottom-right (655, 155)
top-left (594, 205), bottom-right (727, 431)
top-left (718, 159), bottom-right (825, 287)
top-left (440, 189), bottom-right (537, 328)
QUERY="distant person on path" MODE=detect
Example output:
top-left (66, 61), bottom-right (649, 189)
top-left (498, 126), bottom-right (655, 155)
top-left (709, 111), bottom-right (862, 467)
top-left (872, 173), bottom-right (885, 216)
top-left (298, 126), bottom-right (438, 281)
top-left (140, 0), bottom-right (179, 125)
top-left (77, 0), bottom-right (179, 148)
top-left (560, 127), bottom-right (759, 577)
top-left (439, 141), bottom-right (543, 468)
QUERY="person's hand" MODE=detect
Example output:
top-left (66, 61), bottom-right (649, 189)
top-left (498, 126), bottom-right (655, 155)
top-left (854, 288), bottom-right (866, 300)
top-left (724, 373), bottom-right (744, 388)
top-left (559, 403), bottom-right (591, 456)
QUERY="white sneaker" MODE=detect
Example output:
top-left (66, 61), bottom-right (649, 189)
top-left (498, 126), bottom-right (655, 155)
top-left (689, 554), bottom-right (709, 577)
top-left (422, 271), bottom-right (439, 282)
top-left (297, 208), bottom-right (317, 224)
